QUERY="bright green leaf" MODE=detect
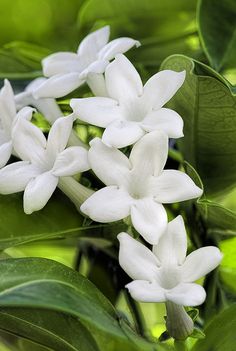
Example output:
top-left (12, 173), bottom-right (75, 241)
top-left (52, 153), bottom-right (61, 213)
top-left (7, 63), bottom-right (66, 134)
top-left (161, 55), bottom-right (236, 196)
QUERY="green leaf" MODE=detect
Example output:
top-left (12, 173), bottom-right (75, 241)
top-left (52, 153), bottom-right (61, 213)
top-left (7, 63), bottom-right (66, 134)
top-left (0, 191), bottom-right (85, 249)
top-left (78, 0), bottom-right (202, 71)
top-left (197, 199), bottom-right (236, 236)
top-left (161, 55), bottom-right (236, 196)
top-left (0, 258), bottom-right (166, 351)
top-left (197, 0), bottom-right (236, 71)
top-left (219, 237), bottom-right (236, 293)
top-left (192, 304), bottom-right (236, 351)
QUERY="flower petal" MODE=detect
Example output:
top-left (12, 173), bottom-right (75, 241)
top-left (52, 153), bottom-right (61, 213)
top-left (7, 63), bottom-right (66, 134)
top-left (181, 246), bottom-right (223, 282)
top-left (42, 52), bottom-right (82, 77)
top-left (80, 185), bottom-right (132, 222)
top-left (105, 54), bottom-right (143, 103)
top-left (0, 161), bottom-right (40, 194)
top-left (52, 146), bottom-right (89, 177)
top-left (126, 280), bottom-right (166, 303)
top-left (88, 137), bottom-right (130, 186)
top-left (153, 215), bottom-right (187, 266)
top-left (129, 130), bottom-right (168, 177)
top-left (142, 108), bottom-right (184, 138)
top-left (13, 109), bottom-right (46, 164)
top-left (70, 97), bottom-right (121, 128)
top-left (166, 283), bottom-right (206, 306)
top-left (154, 170), bottom-right (203, 203)
top-left (143, 70), bottom-right (185, 109)
top-left (98, 38), bottom-right (140, 61)
top-left (24, 171), bottom-right (58, 214)
top-left (78, 26), bottom-right (110, 59)
top-left (130, 198), bottom-right (167, 244)
top-left (102, 119), bottom-right (145, 148)
top-left (86, 73), bottom-right (108, 97)
top-left (0, 79), bottom-right (16, 134)
top-left (33, 73), bottom-right (83, 99)
top-left (0, 141), bottom-right (12, 168)
top-left (12, 109), bottom-right (46, 164)
top-left (81, 59), bottom-right (109, 79)
top-left (46, 116), bottom-right (73, 161)
top-left (118, 232), bottom-right (160, 281)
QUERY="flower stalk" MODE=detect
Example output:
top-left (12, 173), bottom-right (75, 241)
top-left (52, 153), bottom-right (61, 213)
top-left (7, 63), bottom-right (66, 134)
top-left (165, 301), bottom-right (194, 340)
top-left (58, 176), bottom-right (94, 211)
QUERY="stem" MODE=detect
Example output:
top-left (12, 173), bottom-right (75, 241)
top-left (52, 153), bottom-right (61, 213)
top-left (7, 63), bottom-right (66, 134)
top-left (174, 340), bottom-right (189, 351)
top-left (165, 302), bottom-right (194, 340)
top-left (58, 177), bottom-right (94, 211)
top-left (124, 290), bottom-right (146, 337)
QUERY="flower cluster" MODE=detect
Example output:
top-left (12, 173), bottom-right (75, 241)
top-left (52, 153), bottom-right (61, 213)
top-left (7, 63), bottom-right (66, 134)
top-left (0, 26), bottom-right (222, 340)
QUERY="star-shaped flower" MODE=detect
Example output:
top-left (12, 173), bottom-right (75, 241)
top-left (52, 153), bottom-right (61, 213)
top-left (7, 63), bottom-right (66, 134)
top-left (118, 215), bottom-right (222, 306)
top-left (81, 131), bottom-right (203, 244)
top-left (0, 109), bottom-right (89, 214)
top-left (71, 54), bottom-right (185, 148)
top-left (15, 77), bottom-right (62, 124)
top-left (33, 26), bottom-right (140, 98)
top-left (0, 79), bottom-right (18, 168)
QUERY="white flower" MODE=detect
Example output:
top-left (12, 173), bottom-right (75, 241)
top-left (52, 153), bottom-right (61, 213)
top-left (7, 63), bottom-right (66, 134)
top-left (118, 215), bottom-right (223, 306)
top-left (0, 109), bottom-right (89, 214)
top-left (71, 54), bottom-right (185, 148)
top-left (0, 79), bottom-right (18, 168)
top-left (33, 26), bottom-right (140, 98)
top-left (15, 77), bottom-right (62, 124)
top-left (81, 131), bottom-right (203, 244)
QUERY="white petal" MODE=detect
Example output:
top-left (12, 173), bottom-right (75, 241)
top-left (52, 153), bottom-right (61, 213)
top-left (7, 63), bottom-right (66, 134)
top-left (33, 73), bottom-right (83, 99)
top-left (24, 171), bottom-right (58, 214)
top-left (126, 280), bottom-right (166, 303)
top-left (129, 130), bottom-right (168, 177)
top-left (80, 185), bottom-right (132, 222)
top-left (102, 119), bottom-right (144, 148)
top-left (166, 283), bottom-right (206, 306)
top-left (78, 26), bottom-right (110, 58)
top-left (118, 232), bottom-right (160, 281)
top-left (143, 70), bottom-right (186, 109)
top-left (86, 73), bottom-right (108, 97)
top-left (42, 52), bottom-right (82, 77)
top-left (154, 170), bottom-right (203, 203)
top-left (81, 59), bottom-right (109, 78)
top-left (105, 54), bottom-right (143, 103)
top-left (130, 198), bottom-right (167, 244)
top-left (0, 79), bottom-right (16, 134)
top-left (142, 108), bottom-right (184, 138)
top-left (46, 116), bottom-right (73, 161)
top-left (0, 141), bottom-right (12, 168)
top-left (0, 161), bottom-right (40, 194)
top-left (88, 137), bottom-right (130, 186)
top-left (153, 215), bottom-right (187, 266)
top-left (70, 97), bottom-right (121, 128)
top-left (52, 146), bottom-right (89, 177)
top-left (12, 112), bottom-right (46, 164)
top-left (25, 77), bottom-right (48, 91)
top-left (31, 98), bottom-right (63, 124)
top-left (98, 38), bottom-right (140, 61)
top-left (181, 247), bottom-right (223, 282)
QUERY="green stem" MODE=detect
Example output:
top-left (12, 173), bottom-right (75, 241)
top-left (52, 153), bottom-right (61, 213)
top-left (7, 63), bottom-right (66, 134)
top-left (174, 340), bottom-right (189, 351)
top-left (165, 302), bottom-right (194, 340)
top-left (124, 290), bottom-right (146, 338)
top-left (58, 177), bottom-right (94, 211)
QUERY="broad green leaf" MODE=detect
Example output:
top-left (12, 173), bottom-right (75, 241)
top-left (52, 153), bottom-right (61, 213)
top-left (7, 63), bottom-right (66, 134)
top-left (0, 191), bottom-right (85, 249)
top-left (197, 0), bottom-right (236, 71)
top-left (197, 199), bottom-right (236, 236)
top-left (0, 258), bottom-right (167, 351)
top-left (192, 304), bottom-right (236, 351)
top-left (0, 309), bottom-right (99, 351)
top-left (219, 237), bottom-right (236, 293)
top-left (78, 0), bottom-right (202, 70)
top-left (161, 55), bottom-right (236, 196)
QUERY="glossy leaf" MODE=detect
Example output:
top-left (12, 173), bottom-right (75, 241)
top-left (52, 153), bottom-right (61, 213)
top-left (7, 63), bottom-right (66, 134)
top-left (193, 305), bottom-right (236, 351)
top-left (161, 55), bottom-right (236, 196)
top-left (0, 258), bottom-right (166, 351)
top-left (197, 0), bottom-right (236, 71)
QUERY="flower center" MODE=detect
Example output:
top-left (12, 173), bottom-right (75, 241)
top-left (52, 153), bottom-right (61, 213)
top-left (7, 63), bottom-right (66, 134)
top-left (122, 97), bottom-right (149, 122)
top-left (159, 266), bottom-right (181, 290)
